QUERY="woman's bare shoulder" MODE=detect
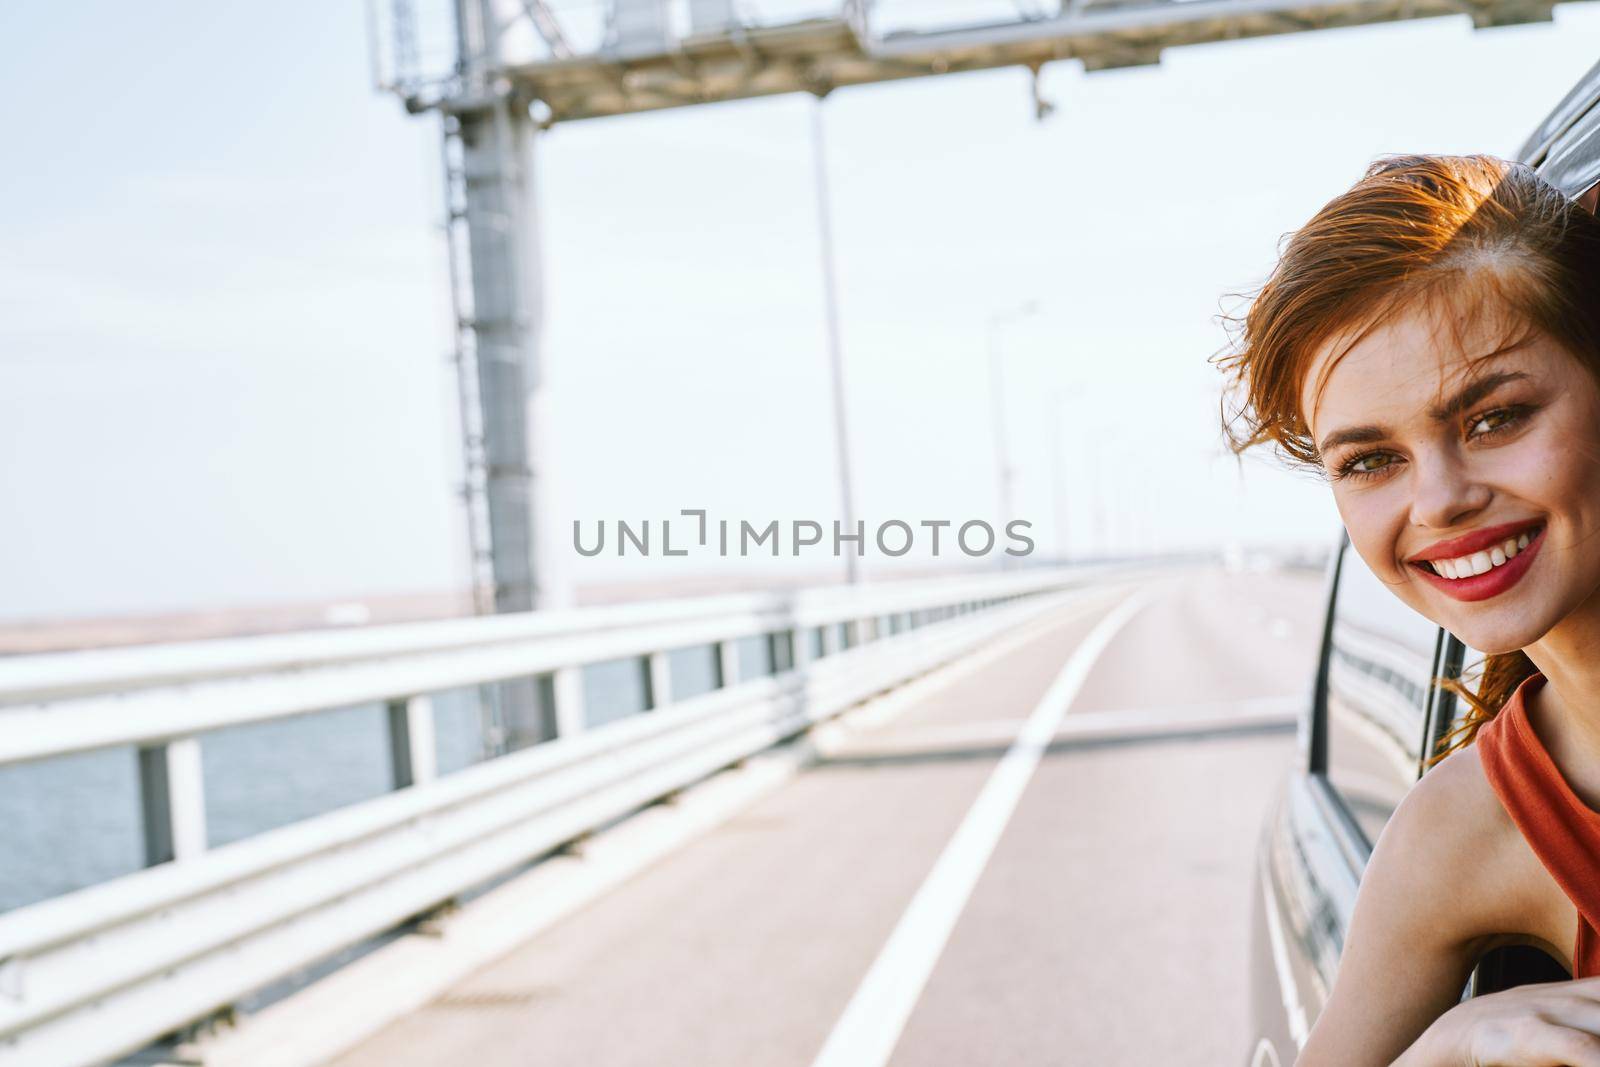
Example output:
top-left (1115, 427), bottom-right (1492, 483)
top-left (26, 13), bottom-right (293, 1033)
top-left (1371, 742), bottom-right (1539, 941)
top-left (1398, 743), bottom-right (1506, 835)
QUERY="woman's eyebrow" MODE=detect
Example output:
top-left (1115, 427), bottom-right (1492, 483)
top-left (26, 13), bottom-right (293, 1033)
top-left (1314, 370), bottom-right (1532, 458)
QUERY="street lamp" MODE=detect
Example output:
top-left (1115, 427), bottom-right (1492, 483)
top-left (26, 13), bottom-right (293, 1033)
top-left (1050, 386), bottom-right (1070, 563)
top-left (811, 94), bottom-right (859, 584)
top-left (987, 299), bottom-right (1040, 568)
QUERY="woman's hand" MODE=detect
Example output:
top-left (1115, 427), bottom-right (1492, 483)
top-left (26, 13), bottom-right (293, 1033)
top-left (1394, 977), bottom-right (1600, 1066)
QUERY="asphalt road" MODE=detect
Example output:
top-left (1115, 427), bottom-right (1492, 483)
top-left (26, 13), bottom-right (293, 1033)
top-left (329, 566), bottom-right (1325, 1067)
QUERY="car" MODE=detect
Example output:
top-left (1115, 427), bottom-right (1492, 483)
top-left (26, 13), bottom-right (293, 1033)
top-left (1246, 57), bottom-right (1600, 1067)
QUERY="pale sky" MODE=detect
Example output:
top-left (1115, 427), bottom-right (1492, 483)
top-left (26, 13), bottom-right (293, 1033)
top-left (2, 2), bottom-right (1598, 622)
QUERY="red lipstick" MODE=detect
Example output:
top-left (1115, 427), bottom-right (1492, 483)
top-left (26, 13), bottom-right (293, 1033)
top-left (1407, 519), bottom-right (1544, 564)
top-left (1409, 523), bottom-right (1546, 603)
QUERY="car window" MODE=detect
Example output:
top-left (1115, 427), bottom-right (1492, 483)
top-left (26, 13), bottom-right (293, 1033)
top-left (1323, 542), bottom-right (1442, 846)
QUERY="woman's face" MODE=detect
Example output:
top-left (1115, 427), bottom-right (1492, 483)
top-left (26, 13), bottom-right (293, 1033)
top-left (1301, 295), bottom-right (1600, 654)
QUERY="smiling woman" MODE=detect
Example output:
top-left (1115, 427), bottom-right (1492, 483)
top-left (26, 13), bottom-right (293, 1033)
top-left (1217, 155), bottom-right (1600, 1065)
top-left (1227, 157), bottom-right (1600, 769)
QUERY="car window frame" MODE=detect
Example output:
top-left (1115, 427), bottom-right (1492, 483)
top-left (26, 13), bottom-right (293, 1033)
top-left (1522, 58), bottom-right (1600, 205)
top-left (1516, 58), bottom-right (1600, 173)
top-left (1307, 532), bottom-right (1453, 865)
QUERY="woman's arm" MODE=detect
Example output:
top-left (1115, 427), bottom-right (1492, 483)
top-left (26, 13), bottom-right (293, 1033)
top-left (1295, 761), bottom-right (1489, 1065)
top-left (1297, 751), bottom-right (1600, 1066)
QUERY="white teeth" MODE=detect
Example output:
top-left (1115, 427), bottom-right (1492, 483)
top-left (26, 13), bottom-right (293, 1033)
top-left (1426, 527), bottom-right (1540, 580)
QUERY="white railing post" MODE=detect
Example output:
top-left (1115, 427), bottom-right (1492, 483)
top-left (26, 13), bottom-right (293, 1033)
top-left (552, 665), bottom-right (586, 737)
top-left (823, 622), bottom-right (841, 655)
top-left (792, 627), bottom-right (814, 669)
top-left (717, 640), bottom-right (739, 688)
top-left (387, 695), bottom-right (438, 788)
top-left (646, 651), bottom-right (672, 709)
top-left (137, 738), bottom-right (207, 865)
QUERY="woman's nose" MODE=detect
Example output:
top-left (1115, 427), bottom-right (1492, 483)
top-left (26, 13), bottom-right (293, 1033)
top-left (1408, 452), bottom-right (1491, 530)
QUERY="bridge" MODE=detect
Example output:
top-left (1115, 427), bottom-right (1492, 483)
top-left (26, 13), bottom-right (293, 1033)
top-left (0, 559), bottom-right (1324, 1066)
top-left (5, 3), bottom-right (1567, 1063)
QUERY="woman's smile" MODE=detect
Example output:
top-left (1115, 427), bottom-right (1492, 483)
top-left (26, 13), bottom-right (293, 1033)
top-left (1407, 520), bottom-right (1545, 602)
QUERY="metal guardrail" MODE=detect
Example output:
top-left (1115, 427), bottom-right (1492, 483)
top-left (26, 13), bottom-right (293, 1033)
top-left (0, 564), bottom-right (1138, 1067)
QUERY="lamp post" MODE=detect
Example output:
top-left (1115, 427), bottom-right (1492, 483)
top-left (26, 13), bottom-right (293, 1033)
top-left (1050, 386), bottom-right (1069, 563)
top-left (987, 299), bottom-right (1040, 568)
top-left (811, 95), bottom-right (859, 584)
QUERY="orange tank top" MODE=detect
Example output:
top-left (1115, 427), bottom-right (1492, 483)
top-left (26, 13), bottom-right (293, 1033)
top-left (1474, 672), bottom-right (1600, 978)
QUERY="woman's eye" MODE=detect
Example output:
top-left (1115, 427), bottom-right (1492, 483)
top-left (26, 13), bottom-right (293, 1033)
top-left (1468, 408), bottom-right (1521, 436)
top-left (1337, 452), bottom-right (1396, 479)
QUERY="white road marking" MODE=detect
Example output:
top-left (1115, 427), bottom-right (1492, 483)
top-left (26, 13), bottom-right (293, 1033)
top-left (808, 587), bottom-right (1158, 1067)
top-left (823, 695), bottom-right (1301, 756)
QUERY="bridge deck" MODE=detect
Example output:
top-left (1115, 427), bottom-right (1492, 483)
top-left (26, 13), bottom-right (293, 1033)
top-left (323, 568), bottom-right (1320, 1067)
